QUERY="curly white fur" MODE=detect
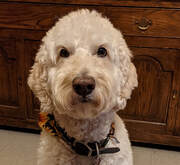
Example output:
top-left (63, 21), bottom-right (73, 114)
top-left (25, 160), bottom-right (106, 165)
top-left (28, 9), bottom-right (138, 165)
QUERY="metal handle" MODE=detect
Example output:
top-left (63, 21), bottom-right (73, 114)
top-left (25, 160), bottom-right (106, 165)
top-left (172, 90), bottom-right (177, 100)
top-left (135, 18), bottom-right (152, 31)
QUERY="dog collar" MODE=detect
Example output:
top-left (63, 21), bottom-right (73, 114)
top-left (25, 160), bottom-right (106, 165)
top-left (39, 112), bottom-right (120, 157)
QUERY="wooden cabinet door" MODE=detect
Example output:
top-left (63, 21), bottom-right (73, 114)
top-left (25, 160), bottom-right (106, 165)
top-left (0, 29), bottom-right (43, 129)
top-left (118, 47), bottom-right (180, 146)
top-left (0, 38), bottom-right (26, 119)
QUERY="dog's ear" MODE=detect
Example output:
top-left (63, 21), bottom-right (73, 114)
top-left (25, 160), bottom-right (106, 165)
top-left (115, 38), bottom-right (138, 110)
top-left (28, 44), bottom-right (53, 113)
top-left (121, 61), bottom-right (138, 99)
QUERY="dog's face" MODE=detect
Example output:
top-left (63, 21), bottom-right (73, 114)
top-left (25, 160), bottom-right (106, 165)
top-left (28, 9), bottom-right (138, 119)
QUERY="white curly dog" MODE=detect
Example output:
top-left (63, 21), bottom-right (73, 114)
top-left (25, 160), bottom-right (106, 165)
top-left (28, 9), bottom-right (138, 165)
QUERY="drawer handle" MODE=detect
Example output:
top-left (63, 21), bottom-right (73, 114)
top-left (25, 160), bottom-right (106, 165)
top-left (172, 90), bottom-right (177, 100)
top-left (135, 18), bottom-right (152, 31)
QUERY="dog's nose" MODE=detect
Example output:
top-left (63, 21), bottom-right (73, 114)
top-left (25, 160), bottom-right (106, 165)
top-left (72, 76), bottom-right (95, 97)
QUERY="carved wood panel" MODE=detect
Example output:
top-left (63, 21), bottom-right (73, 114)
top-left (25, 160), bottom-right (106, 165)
top-left (0, 40), bottom-right (17, 105)
top-left (0, 38), bottom-right (25, 118)
top-left (25, 40), bottom-right (40, 120)
top-left (118, 47), bottom-right (179, 138)
top-left (123, 55), bottom-right (172, 123)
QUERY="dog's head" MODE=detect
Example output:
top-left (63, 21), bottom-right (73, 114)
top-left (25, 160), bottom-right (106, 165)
top-left (28, 9), bottom-right (138, 119)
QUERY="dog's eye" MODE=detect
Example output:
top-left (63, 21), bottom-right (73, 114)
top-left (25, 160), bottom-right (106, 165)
top-left (59, 48), bottom-right (70, 58)
top-left (97, 47), bottom-right (107, 57)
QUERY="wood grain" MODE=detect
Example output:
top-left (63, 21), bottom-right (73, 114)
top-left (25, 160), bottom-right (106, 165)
top-left (25, 40), bottom-right (40, 120)
top-left (1, 3), bottom-right (180, 38)
top-left (3, 0), bottom-right (180, 9)
top-left (0, 38), bottom-right (26, 119)
top-left (118, 47), bottom-right (180, 139)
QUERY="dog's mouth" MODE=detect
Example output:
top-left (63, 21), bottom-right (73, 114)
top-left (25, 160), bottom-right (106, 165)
top-left (71, 94), bottom-right (94, 105)
top-left (79, 96), bottom-right (91, 103)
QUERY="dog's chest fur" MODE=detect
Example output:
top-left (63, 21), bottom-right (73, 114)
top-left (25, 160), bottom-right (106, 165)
top-left (54, 111), bottom-right (114, 142)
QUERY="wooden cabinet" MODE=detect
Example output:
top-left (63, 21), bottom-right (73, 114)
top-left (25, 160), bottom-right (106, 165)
top-left (0, 0), bottom-right (180, 147)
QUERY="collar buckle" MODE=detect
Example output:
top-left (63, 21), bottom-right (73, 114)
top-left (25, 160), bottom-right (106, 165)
top-left (72, 141), bottom-right (93, 157)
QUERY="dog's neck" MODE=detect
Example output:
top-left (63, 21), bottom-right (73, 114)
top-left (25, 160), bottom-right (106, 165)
top-left (54, 111), bottom-right (115, 142)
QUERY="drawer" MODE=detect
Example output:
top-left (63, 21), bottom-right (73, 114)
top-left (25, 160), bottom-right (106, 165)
top-left (1, 2), bottom-right (180, 38)
top-left (105, 7), bottom-right (180, 38)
